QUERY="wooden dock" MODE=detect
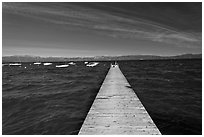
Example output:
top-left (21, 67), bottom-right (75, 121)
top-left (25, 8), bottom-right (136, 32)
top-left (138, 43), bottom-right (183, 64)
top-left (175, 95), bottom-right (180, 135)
top-left (79, 64), bottom-right (161, 135)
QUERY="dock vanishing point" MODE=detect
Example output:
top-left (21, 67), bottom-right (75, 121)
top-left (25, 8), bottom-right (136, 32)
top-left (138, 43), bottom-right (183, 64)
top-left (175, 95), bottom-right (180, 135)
top-left (79, 63), bottom-right (161, 135)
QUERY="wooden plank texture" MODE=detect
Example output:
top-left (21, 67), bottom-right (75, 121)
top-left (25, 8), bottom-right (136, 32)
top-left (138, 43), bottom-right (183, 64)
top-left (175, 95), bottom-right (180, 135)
top-left (79, 64), bottom-right (161, 135)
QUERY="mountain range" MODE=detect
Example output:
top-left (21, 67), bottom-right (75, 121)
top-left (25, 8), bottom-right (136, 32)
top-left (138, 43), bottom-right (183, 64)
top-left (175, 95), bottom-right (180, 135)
top-left (2, 54), bottom-right (202, 63)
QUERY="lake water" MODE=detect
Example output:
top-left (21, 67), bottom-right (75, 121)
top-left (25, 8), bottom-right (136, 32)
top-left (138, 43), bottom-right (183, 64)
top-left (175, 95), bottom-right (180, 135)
top-left (2, 59), bottom-right (202, 135)
top-left (119, 59), bottom-right (202, 135)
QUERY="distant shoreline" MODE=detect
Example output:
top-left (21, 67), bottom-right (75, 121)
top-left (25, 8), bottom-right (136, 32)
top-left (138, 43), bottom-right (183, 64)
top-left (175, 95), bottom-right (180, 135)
top-left (2, 54), bottom-right (202, 63)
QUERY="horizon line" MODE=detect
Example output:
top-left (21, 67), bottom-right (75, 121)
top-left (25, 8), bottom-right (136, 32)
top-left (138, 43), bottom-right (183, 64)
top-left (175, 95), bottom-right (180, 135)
top-left (2, 53), bottom-right (202, 58)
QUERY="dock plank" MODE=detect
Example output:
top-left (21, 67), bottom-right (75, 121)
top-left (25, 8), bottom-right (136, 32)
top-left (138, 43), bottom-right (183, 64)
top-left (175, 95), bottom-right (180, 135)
top-left (79, 65), bottom-right (161, 135)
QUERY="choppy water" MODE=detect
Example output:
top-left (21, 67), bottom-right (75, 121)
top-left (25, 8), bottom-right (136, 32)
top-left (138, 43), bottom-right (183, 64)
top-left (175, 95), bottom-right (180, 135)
top-left (2, 59), bottom-right (202, 135)
top-left (119, 59), bottom-right (202, 135)
top-left (2, 61), bottom-right (110, 134)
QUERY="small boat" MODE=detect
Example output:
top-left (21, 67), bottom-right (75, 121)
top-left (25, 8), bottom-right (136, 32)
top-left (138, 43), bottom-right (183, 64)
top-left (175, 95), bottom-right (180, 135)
top-left (86, 62), bottom-right (99, 67)
top-left (69, 62), bottom-right (76, 65)
top-left (9, 63), bottom-right (21, 66)
top-left (56, 64), bottom-right (69, 68)
top-left (43, 63), bottom-right (52, 66)
top-left (34, 62), bottom-right (41, 65)
top-left (84, 62), bottom-right (88, 64)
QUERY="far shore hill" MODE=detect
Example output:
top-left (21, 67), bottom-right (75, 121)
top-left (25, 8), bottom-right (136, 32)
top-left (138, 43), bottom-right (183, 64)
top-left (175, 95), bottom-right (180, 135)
top-left (2, 54), bottom-right (202, 63)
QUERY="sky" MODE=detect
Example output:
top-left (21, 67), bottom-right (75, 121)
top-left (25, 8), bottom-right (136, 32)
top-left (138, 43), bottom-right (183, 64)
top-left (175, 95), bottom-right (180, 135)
top-left (2, 2), bottom-right (202, 57)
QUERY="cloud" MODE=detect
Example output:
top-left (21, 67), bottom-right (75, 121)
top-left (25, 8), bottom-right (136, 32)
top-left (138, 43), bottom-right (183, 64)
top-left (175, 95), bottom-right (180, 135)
top-left (3, 2), bottom-right (201, 49)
